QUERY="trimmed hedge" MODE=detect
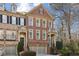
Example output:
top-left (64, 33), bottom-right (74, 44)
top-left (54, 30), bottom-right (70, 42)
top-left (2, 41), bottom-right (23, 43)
top-left (20, 51), bottom-right (36, 56)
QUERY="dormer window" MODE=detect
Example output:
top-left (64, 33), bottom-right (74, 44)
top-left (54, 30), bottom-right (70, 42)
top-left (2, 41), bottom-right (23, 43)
top-left (39, 8), bottom-right (44, 15)
top-left (0, 3), bottom-right (5, 10)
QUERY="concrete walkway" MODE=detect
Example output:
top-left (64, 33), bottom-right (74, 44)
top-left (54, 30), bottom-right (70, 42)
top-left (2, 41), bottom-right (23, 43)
top-left (36, 54), bottom-right (59, 56)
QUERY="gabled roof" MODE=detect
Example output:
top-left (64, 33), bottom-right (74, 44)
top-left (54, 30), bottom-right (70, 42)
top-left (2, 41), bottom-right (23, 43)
top-left (27, 4), bottom-right (55, 20)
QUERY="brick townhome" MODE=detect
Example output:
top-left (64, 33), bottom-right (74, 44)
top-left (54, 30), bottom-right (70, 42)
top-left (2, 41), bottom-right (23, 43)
top-left (0, 4), bottom-right (54, 55)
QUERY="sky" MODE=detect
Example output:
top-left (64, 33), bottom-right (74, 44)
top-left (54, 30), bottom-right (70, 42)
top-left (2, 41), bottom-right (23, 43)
top-left (4, 3), bottom-right (40, 12)
top-left (17, 3), bottom-right (40, 12)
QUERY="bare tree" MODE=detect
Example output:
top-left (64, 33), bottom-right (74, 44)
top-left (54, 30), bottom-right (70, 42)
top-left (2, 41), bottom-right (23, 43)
top-left (50, 3), bottom-right (73, 42)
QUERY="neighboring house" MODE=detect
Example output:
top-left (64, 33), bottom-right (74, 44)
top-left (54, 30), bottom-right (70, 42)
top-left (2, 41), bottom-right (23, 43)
top-left (26, 4), bottom-right (54, 55)
top-left (0, 4), bottom-right (54, 55)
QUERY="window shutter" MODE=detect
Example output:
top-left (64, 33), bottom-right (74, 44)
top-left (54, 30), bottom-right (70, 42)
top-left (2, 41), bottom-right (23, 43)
top-left (0, 14), bottom-right (2, 23)
top-left (10, 16), bottom-right (12, 24)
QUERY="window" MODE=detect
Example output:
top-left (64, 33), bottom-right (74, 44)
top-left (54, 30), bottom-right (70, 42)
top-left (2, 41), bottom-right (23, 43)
top-left (28, 17), bottom-right (33, 26)
top-left (12, 16), bottom-right (16, 24)
top-left (0, 14), bottom-right (2, 23)
top-left (48, 21), bottom-right (51, 32)
top-left (42, 19), bottom-right (47, 28)
top-left (36, 30), bottom-right (40, 40)
top-left (0, 30), bottom-right (4, 39)
top-left (29, 29), bottom-right (33, 39)
top-left (39, 8), bottom-right (44, 15)
top-left (42, 30), bottom-right (46, 40)
top-left (6, 31), bottom-right (16, 40)
top-left (20, 18), bottom-right (24, 26)
top-left (11, 32), bottom-right (16, 40)
top-left (36, 18), bottom-right (40, 27)
top-left (3, 15), bottom-right (7, 23)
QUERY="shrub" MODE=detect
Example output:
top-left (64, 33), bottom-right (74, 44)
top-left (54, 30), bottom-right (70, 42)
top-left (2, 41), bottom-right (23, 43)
top-left (60, 47), bottom-right (72, 56)
top-left (20, 51), bottom-right (36, 56)
top-left (17, 39), bottom-right (24, 55)
top-left (60, 41), bottom-right (79, 56)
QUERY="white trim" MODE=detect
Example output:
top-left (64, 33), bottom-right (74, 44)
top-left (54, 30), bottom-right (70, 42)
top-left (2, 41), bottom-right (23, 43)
top-left (20, 17), bottom-right (24, 26)
top-left (36, 30), bottom-right (40, 40)
top-left (42, 19), bottom-right (47, 28)
top-left (12, 16), bottom-right (16, 25)
top-left (28, 16), bottom-right (33, 26)
top-left (42, 30), bottom-right (47, 40)
top-left (36, 18), bottom-right (40, 27)
top-left (3, 15), bottom-right (7, 23)
top-left (29, 29), bottom-right (33, 39)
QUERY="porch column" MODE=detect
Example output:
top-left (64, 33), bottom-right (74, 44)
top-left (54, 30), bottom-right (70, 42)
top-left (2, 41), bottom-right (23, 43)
top-left (24, 31), bottom-right (27, 51)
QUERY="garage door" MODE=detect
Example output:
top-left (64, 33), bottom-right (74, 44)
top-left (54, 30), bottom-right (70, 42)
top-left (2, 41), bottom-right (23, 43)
top-left (30, 47), bottom-right (47, 55)
top-left (4, 46), bottom-right (17, 56)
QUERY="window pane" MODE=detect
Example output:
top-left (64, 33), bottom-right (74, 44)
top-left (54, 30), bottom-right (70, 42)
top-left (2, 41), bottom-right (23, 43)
top-left (29, 29), bottom-right (33, 39)
top-left (0, 30), bottom-right (4, 39)
top-left (12, 16), bottom-right (16, 24)
top-left (6, 31), bottom-right (16, 40)
top-left (36, 30), bottom-right (40, 40)
top-left (36, 18), bottom-right (40, 27)
top-left (3, 15), bottom-right (7, 23)
top-left (20, 18), bottom-right (24, 26)
top-left (42, 19), bottom-right (47, 28)
top-left (28, 17), bottom-right (33, 26)
top-left (42, 30), bottom-right (46, 40)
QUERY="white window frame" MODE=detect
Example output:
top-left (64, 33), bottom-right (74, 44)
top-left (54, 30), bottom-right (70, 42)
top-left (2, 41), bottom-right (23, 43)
top-left (0, 30), bottom-right (4, 39)
top-left (39, 8), bottom-right (43, 15)
top-left (29, 29), bottom-right (33, 39)
top-left (28, 17), bottom-right (33, 26)
top-left (42, 30), bottom-right (47, 40)
top-left (36, 18), bottom-right (40, 27)
top-left (42, 19), bottom-right (47, 28)
top-left (6, 31), bottom-right (16, 40)
top-left (12, 16), bottom-right (16, 25)
top-left (20, 18), bottom-right (24, 26)
top-left (36, 30), bottom-right (40, 40)
top-left (3, 15), bottom-right (7, 23)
